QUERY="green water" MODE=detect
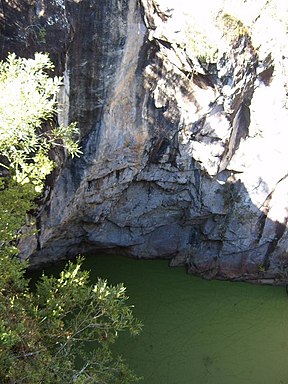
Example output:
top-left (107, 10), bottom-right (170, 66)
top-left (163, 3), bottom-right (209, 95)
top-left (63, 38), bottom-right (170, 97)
top-left (81, 255), bottom-right (288, 384)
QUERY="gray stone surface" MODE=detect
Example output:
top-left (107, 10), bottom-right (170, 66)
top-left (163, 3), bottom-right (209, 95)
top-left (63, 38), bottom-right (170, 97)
top-left (2, 0), bottom-right (288, 282)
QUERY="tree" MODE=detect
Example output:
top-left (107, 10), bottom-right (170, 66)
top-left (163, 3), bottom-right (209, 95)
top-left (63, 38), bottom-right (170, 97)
top-left (0, 53), bottom-right (142, 383)
top-left (0, 52), bottom-right (80, 191)
top-left (0, 257), bottom-right (142, 383)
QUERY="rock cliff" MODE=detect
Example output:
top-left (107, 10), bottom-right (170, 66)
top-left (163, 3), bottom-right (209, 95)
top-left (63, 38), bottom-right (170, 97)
top-left (2, 0), bottom-right (288, 282)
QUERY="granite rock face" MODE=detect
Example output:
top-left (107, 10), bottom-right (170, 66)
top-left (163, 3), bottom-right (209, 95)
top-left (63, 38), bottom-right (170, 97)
top-left (2, 0), bottom-right (288, 282)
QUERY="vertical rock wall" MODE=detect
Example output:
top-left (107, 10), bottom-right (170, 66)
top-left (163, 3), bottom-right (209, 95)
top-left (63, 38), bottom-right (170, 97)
top-left (2, 0), bottom-right (288, 282)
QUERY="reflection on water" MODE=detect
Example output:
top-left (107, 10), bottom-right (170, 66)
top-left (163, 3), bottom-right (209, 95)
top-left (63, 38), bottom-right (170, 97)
top-left (82, 255), bottom-right (288, 384)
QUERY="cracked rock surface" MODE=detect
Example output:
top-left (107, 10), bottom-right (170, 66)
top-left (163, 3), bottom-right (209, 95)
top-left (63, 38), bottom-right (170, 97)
top-left (2, 0), bottom-right (288, 282)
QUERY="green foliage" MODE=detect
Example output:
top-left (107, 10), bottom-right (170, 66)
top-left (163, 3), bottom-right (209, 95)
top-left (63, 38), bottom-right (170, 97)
top-left (0, 53), bottom-right (142, 383)
top-left (38, 27), bottom-right (47, 44)
top-left (184, 28), bottom-right (219, 64)
top-left (0, 52), bottom-right (81, 192)
top-left (221, 13), bottom-right (250, 41)
top-left (0, 257), bottom-right (142, 384)
top-left (0, 179), bottom-right (36, 249)
top-left (181, 12), bottom-right (250, 64)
